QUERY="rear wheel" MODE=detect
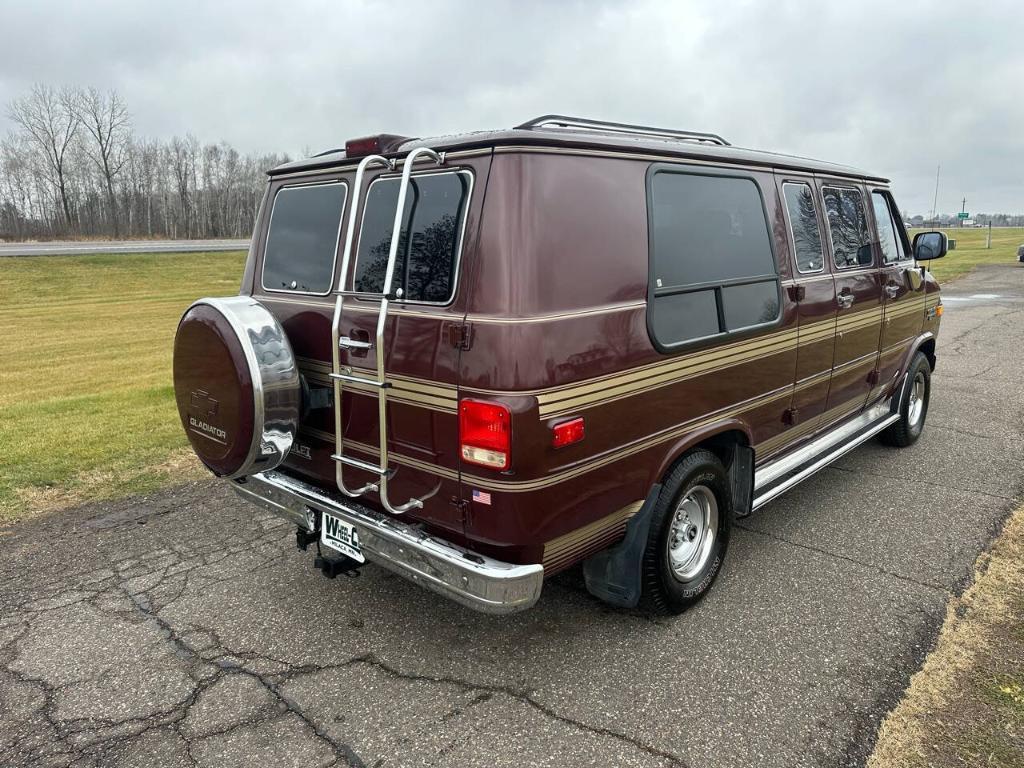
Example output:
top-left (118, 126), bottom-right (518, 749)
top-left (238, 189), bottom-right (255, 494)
top-left (640, 449), bottom-right (732, 615)
top-left (881, 351), bottom-right (931, 448)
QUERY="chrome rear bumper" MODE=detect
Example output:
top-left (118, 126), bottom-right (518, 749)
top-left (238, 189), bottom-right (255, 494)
top-left (230, 471), bottom-right (544, 614)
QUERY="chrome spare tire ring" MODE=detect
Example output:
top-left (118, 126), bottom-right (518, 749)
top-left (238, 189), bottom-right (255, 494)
top-left (666, 484), bottom-right (719, 582)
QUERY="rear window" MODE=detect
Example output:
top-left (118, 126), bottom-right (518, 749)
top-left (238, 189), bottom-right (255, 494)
top-left (648, 169), bottom-right (780, 348)
top-left (262, 182), bottom-right (347, 294)
top-left (353, 171), bottom-right (471, 303)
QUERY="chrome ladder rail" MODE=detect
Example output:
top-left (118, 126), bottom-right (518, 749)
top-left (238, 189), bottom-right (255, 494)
top-left (330, 147), bottom-right (445, 514)
top-left (331, 153), bottom-right (393, 498)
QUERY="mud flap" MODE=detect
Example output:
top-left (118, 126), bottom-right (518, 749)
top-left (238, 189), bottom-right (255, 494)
top-left (582, 485), bottom-right (662, 609)
top-left (730, 444), bottom-right (754, 519)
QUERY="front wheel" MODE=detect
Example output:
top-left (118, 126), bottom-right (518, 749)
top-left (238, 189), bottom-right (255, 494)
top-left (639, 449), bottom-right (733, 615)
top-left (881, 351), bottom-right (932, 448)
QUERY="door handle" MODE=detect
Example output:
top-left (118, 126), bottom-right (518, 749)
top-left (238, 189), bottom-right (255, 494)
top-left (885, 284), bottom-right (899, 298)
top-left (339, 336), bottom-right (373, 350)
top-left (339, 328), bottom-right (372, 357)
top-left (837, 293), bottom-right (854, 309)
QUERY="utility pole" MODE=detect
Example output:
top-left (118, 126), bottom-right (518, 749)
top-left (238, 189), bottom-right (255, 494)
top-left (931, 165), bottom-right (940, 223)
top-left (961, 197), bottom-right (967, 228)
top-left (987, 221), bottom-right (992, 249)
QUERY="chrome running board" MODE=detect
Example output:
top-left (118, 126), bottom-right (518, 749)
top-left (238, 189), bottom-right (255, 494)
top-left (752, 401), bottom-right (899, 510)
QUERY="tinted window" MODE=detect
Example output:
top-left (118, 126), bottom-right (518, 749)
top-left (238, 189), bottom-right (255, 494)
top-left (353, 171), bottom-right (470, 303)
top-left (872, 191), bottom-right (906, 264)
top-left (263, 182), bottom-right (346, 294)
top-left (783, 183), bottom-right (825, 273)
top-left (649, 171), bottom-right (779, 347)
top-left (822, 186), bottom-right (872, 269)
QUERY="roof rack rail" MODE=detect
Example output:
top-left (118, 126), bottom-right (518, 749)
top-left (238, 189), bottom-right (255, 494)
top-left (514, 114), bottom-right (730, 147)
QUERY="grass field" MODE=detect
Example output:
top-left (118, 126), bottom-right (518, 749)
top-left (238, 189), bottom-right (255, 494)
top-left (909, 226), bottom-right (1024, 283)
top-left (0, 229), bottom-right (1021, 522)
top-left (0, 251), bottom-right (245, 521)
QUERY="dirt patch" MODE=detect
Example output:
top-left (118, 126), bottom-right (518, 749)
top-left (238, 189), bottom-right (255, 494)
top-left (868, 505), bottom-right (1024, 767)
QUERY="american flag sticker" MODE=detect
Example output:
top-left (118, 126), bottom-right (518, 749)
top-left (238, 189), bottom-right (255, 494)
top-left (471, 489), bottom-right (492, 505)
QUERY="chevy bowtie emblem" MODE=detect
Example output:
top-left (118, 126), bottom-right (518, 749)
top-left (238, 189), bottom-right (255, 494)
top-left (190, 389), bottom-right (219, 416)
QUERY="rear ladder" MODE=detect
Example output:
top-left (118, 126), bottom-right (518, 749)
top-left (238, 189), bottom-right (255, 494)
top-left (330, 147), bottom-right (446, 514)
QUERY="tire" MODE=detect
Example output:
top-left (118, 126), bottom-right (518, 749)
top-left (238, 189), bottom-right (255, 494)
top-left (880, 351), bottom-right (932, 448)
top-left (639, 449), bottom-right (733, 615)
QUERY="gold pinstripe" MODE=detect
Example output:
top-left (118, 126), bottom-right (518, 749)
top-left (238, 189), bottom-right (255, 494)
top-left (290, 296), bottom-right (927, 488)
top-left (305, 384), bottom-right (793, 493)
top-left (296, 299), bottom-right (921, 420)
top-left (542, 500), bottom-right (643, 572)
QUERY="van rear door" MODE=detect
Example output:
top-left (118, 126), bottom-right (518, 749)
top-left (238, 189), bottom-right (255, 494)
top-left (254, 153), bottom-right (489, 541)
top-left (330, 156), bottom-right (488, 537)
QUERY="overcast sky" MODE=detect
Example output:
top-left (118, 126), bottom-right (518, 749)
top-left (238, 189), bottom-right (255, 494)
top-left (1, 0), bottom-right (1022, 215)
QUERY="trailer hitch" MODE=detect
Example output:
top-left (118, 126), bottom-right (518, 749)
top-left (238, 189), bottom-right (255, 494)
top-left (296, 524), bottom-right (362, 578)
top-left (314, 554), bottom-right (362, 579)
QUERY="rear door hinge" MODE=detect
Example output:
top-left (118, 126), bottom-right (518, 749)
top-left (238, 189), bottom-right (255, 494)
top-left (783, 407), bottom-right (799, 426)
top-left (867, 368), bottom-right (880, 386)
top-left (451, 497), bottom-right (471, 525)
top-left (448, 321), bottom-right (473, 350)
top-left (786, 284), bottom-right (806, 302)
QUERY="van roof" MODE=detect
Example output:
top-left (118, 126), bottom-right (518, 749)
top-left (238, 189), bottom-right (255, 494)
top-left (269, 115), bottom-right (888, 183)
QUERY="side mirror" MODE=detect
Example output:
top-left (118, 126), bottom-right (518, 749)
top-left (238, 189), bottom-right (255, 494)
top-left (913, 231), bottom-right (948, 261)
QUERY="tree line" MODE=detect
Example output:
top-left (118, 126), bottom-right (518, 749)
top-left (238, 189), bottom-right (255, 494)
top-left (1, 84), bottom-right (291, 241)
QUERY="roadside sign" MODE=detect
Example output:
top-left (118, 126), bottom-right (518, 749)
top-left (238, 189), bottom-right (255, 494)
top-left (957, 212), bottom-right (970, 219)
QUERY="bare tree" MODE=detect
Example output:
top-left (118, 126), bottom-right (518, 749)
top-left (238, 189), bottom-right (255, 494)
top-left (73, 87), bottom-right (131, 237)
top-left (1, 83), bottom-right (291, 241)
top-left (7, 84), bottom-right (80, 229)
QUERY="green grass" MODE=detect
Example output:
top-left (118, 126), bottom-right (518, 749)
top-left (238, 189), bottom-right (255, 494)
top-left (909, 226), bottom-right (1024, 284)
top-left (0, 251), bottom-right (245, 521)
top-left (0, 227), bottom-right (1021, 521)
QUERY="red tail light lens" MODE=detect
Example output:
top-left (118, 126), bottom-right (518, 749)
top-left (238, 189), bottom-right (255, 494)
top-left (460, 400), bottom-right (511, 470)
top-left (345, 136), bottom-right (383, 157)
top-left (552, 417), bottom-right (585, 448)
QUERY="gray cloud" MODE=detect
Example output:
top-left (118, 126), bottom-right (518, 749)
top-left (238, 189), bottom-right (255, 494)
top-left (1, 0), bottom-right (1021, 214)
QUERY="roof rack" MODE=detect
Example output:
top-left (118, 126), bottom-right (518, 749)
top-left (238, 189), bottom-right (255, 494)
top-left (515, 115), bottom-right (730, 147)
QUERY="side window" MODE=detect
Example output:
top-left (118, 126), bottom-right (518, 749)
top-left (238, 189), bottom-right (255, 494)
top-left (648, 170), bottom-right (780, 348)
top-left (782, 182), bottom-right (825, 273)
top-left (871, 191), bottom-right (908, 264)
top-left (353, 171), bottom-right (471, 303)
top-left (262, 182), bottom-right (347, 294)
top-left (822, 186), bottom-right (872, 269)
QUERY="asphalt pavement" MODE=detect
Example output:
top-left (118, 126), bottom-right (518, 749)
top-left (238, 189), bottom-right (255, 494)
top-left (1, 263), bottom-right (1022, 768)
top-left (0, 239), bottom-right (249, 256)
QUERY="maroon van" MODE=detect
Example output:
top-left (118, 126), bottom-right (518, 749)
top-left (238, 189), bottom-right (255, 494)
top-left (172, 116), bottom-right (946, 615)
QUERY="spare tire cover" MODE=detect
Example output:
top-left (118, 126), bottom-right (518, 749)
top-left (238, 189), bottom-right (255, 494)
top-left (173, 296), bottom-right (300, 478)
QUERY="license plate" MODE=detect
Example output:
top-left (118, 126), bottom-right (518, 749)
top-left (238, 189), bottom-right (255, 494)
top-left (320, 513), bottom-right (365, 563)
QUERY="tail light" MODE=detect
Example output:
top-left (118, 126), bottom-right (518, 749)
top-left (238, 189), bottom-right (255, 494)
top-left (552, 417), bottom-right (585, 448)
top-left (344, 134), bottom-right (408, 158)
top-left (460, 400), bottom-right (511, 470)
top-left (345, 136), bottom-right (384, 157)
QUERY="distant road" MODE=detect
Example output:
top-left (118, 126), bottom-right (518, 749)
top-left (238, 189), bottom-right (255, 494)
top-left (0, 239), bottom-right (250, 256)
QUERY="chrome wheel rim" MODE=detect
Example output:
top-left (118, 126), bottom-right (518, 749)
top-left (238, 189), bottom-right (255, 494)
top-left (666, 485), bottom-right (718, 581)
top-left (908, 371), bottom-right (926, 426)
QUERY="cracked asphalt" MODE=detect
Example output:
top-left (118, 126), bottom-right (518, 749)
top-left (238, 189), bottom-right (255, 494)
top-left (2, 263), bottom-right (1023, 768)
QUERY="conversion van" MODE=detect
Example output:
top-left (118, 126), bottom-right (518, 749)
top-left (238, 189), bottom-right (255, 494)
top-left (172, 115), bottom-right (946, 615)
